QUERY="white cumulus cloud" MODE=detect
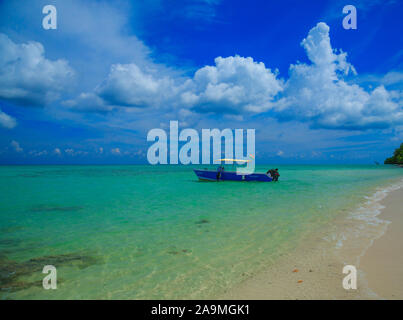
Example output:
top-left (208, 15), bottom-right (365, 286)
top-left (182, 56), bottom-right (283, 114)
top-left (274, 22), bottom-right (403, 130)
top-left (96, 63), bottom-right (180, 109)
top-left (0, 33), bottom-right (75, 106)
top-left (82, 55), bottom-right (283, 114)
top-left (68, 22), bottom-right (403, 131)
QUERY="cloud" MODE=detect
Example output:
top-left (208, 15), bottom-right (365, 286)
top-left (382, 71), bottom-right (403, 86)
top-left (182, 56), bottom-right (283, 114)
top-left (0, 109), bottom-right (16, 128)
top-left (29, 150), bottom-right (48, 157)
top-left (63, 92), bottom-right (112, 113)
top-left (111, 147), bottom-right (121, 155)
top-left (96, 63), bottom-right (180, 108)
top-left (10, 140), bottom-right (23, 152)
top-left (54, 148), bottom-right (61, 155)
top-left (64, 148), bottom-right (88, 156)
top-left (169, 0), bottom-right (222, 24)
top-left (0, 33), bottom-right (75, 106)
top-left (352, 71), bottom-right (403, 90)
top-left (65, 148), bottom-right (75, 155)
top-left (131, 0), bottom-right (222, 26)
top-left (275, 22), bottom-right (403, 130)
top-left (80, 55), bottom-right (283, 114)
top-left (0, 0), bottom-right (155, 77)
top-left (64, 21), bottom-right (403, 131)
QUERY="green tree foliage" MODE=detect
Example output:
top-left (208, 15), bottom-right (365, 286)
top-left (384, 143), bottom-right (403, 164)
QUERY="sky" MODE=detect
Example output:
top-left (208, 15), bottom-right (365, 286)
top-left (0, 0), bottom-right (402, 164)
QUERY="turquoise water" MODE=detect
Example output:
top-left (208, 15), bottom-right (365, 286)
top-left (1, 165), bottom-right (403, 299)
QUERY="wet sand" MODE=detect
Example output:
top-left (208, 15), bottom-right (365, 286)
top-left (359, 188), bottom-right (403, 299)
top-left (221, 183), bottom-right (403, 300)
top-left (220, 227), bottom-right (368, 300)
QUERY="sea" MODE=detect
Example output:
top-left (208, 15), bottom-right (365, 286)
top-left (1, 164), bottom-right (402, 299)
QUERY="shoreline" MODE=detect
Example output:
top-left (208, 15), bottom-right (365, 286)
top-left (220, 179), bottom-right (403, 300)
top-left (358, 188), bottom-right (403, 299)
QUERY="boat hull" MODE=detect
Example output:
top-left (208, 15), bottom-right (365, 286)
top-left (194, 169), bottom-right (273, 182)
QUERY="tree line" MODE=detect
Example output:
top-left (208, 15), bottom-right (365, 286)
top-left (385, 143), bottom-right (403, 164)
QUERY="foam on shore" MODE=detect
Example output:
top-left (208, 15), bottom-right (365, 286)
top-left (221, 178), bottom-right (403, 300)
top-left (358, 186), bottom-right (403, 299)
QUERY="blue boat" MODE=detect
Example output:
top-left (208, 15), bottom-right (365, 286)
top-left (194, 159), bottom-right (273, 182)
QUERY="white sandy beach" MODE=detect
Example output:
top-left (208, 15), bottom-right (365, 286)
top-left (359, 188), bottom-right (403, 299)
top-left (221, 182), bottom-right (403, 300)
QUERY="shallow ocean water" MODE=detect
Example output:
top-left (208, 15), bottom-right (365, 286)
top-left (1, 164), bottom-right (402, 299)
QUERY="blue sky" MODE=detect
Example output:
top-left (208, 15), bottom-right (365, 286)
top-left (0, 0), bottom-right (402, 164)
